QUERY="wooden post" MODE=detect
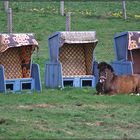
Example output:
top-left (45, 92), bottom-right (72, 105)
top-left (122, 0), bottom-right (127, 20)
top-left (7, 8), bottom-right (12, 33)
top-left (3, 0), bottom-right (9, 12)
top-left (66, 12), bottom-right (71, 31)
top-left (60, 0), bottom-right (64, 16)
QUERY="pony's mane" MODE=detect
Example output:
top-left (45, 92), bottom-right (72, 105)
top-left (98, 62), bottom-right (114, 72)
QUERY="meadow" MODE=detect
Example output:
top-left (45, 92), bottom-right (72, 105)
top-left (0, 1), bottom-right (140, 139)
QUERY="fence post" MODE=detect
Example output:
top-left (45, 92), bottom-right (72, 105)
top-left (7, 8), bottom-right (12, 33)
top-left (3, 0), bottom-right (9, 12)
top-left (66, 12), bottom-right (71, 31)
top-left (60, 0), bottom-right (64, 16)
top-left (122, 0), bottom-right (127, 20)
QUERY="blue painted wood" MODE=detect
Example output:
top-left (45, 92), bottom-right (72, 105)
top-left (80, 77), bottom-right (96, 88)
top-left (73, 78), bottom-right (80, 87)
top-left (20, 78), bottom-right (35, 91)
top-left (93, 61), bottom-right (99, 84)
top-left (44, 61), bottom-right (63, 88)
top-left (0, 65), bottom-right (6, 93)
top-left (63, 77), bottom-right (74, 87)
top-left (111, 61), bottom-right (133, 75)
top-left (5, 78), bottom-right (35, 92)
top-left (0, 63), bottom-right (41, 93)
top-left (63, 76), bottom-right (96, 88)
top-left (13, 80), bottom-right (20, 91)
top-left (114, 31), bottom-right (128, 61)
top-left (0, 64), bottom-right (38, 93)
top-left (48, 32), bottom-right (61, 62)
top-left (31, 63), bottom-right (42, 92)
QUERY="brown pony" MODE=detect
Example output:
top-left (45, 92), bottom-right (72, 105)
top-left (96, 62), bottom-right (140, 95)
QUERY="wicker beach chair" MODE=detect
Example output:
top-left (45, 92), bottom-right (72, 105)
top-left (0, 33), bottom-right (42, 93)
top-left (45, 31), bottom-right (98, 88)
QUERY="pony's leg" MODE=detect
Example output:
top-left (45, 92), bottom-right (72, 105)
top-left (136, 87), bottom-right (140, 95)
top-left (134, 87), bottom-right (140, 96)
top-left (96, 82), bottom-right (104, 95)
top-left (96, 92), bottom-right (100, 95)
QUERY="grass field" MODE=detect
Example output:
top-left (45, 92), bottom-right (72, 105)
top-left (0, 1), bottom-right (140, 139)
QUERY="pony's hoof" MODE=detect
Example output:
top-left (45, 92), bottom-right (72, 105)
top-left (99, 92), bottom-right (104, 96)
top-left (130, 93), bottom-right (134, 96)
top-left (130, 93), bottom-right (140, 96)
top-left (110, 94), bottom-right (115, 96)
top-left (96, 92), bottom-right (102, 95)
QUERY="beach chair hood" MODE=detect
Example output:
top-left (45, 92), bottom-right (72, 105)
top-left (0, 33), bottom-right (38, 52)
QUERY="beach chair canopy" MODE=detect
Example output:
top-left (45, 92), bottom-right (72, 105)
top-left (59, 31), bottom-right (98, 46)
top-left (0, 33), bottom-right (38, 52)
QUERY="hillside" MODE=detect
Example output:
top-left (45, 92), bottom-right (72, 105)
top-left (0, 1), bottom-right (140, 139)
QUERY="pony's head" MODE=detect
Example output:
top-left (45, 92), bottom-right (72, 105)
top-left (97, 62), bottom-right (114, 72)
top-left (97, 62), bottom-right (114, 83)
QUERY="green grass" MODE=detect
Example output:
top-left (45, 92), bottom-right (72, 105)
top-left (0, 90), bottom-right (140, 139)
top-left (0, 1), bottom-right (140, 139)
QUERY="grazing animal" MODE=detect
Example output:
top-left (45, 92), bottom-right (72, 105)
top-left (96, 62), bottom-right (140, 95)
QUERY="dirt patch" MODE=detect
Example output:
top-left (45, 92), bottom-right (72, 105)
top-left (95, 121), bottom-right (105, 126)
top-left (83, 104), bottom-right (108, 109)
top-left (17, 104), bottom-right (56, 109)
top-left (86, 121), bottom-right (105, 127)
top-left (118, 122), bottom-right (140, 130)
top-left (104, 114), bottom-right (115, 118)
